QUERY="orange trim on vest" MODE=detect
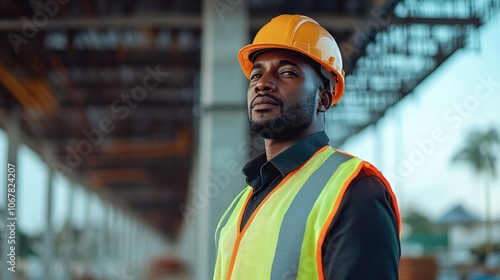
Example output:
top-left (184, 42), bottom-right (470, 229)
top-left (363, 162), bottom-right (402, 237)
top-left (225, 190), bottom-right (253, 280)
top-left (226, 170), bottom-right (296, 280)
top-left (315, 158), bottom-right (365, 280)
top-left (314, 157), bottom-right (402, 279)
top-left (237, 190), bottom-right (253, 234)
top-left (333, 148), bottom-right (357, 159)
top-left (225, 145), bottom-right (330, 280)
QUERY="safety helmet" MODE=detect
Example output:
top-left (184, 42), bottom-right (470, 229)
top-left (238, 14), bottom-right (345, 105)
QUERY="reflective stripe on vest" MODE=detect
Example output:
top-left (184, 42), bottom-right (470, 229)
top-left (214, 146), bottom-right (401, 280)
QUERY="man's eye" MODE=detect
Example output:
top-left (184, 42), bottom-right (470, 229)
top-left (250, 73), bottom-right (262, 80)
top-left (280, 71), bottom-right (297, 77)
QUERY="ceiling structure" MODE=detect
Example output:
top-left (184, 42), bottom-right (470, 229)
top-left (0, 0), bottom-right (497, 239)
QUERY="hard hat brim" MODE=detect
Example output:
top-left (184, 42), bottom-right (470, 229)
top-left (238, 43), bottom-right (345, 105)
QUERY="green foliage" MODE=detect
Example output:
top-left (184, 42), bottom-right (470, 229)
top-left (451, 127), bottom-right (500, 254)
top-left (402, 208), bottom-right (448, 252)
top-left (470, 242), bottom-right (500, 263)
top-left (452, 128), bottom-right (500, 178)
top-left (404, 209), bottom-right (436, 234)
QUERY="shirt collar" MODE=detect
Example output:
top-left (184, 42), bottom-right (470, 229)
top-left (242, 131), bottom-right (330, 190)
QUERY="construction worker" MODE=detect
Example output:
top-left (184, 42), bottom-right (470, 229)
top-left (214, 14), bottom-right (401, 279)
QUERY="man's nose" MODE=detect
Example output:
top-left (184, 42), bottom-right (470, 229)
top-left (255, 72), bottom-right (277, 93)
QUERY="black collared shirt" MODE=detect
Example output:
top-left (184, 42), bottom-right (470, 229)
top-left (241, 131), bottom-right (400, 280)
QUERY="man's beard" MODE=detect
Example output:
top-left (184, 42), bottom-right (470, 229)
top-left (248, 92), bottom-right (316, 140)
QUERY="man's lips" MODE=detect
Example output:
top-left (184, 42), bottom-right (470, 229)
top-left (251, 95), bottom-right (281, 111)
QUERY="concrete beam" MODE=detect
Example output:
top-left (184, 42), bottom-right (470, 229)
top-left (0, 14), bottom-right (366, 31)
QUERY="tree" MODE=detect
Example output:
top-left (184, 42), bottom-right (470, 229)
top-left (404, 208), bottom-right (436, 234)
top-left (451, 128), bottom-right (500, 254)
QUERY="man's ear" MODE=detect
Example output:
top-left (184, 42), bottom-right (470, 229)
top-left (318, 89), bottom-right (332, 112)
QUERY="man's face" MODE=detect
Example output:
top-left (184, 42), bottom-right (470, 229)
top-left (247, 50), bottom-right (320, 140)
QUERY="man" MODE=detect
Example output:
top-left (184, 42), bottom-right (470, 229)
top-left (214, 14), bottom-right (401, 280)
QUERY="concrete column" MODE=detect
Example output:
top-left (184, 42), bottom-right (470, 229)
top-left (393, 109), bottom-right (405, 216)
top-left (82, 189), bottom-right (92, 277)
top-left (131, 219), bottom-right (138, 271)
top-left (118, 210), bottom-right (127, 266)
top-left (132, 218), bottom-right (138, 267)
top-left (104, 202), bottom-right (113, 267)
top-left (374, 120), bottom-right (384, 170)
top-left (1, 110), bottom-right (20, 280)
top-left (96, 197), bottom-right (106, 278)
top-left (42, 144), bottom-right (55, 280)
top-left (182, 1), bottom-right (249, 279)
top-left (108, 205), bottom-right (117, 266)
top-left (125, 215), bottom-right (132, 266)
top-left (63, 181), bottom-right (76, 279)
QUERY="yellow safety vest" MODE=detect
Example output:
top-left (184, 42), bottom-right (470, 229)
top-left (214, 146), bottom-right (401, 280)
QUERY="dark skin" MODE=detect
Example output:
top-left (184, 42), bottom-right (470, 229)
top-left (247, 50), bottom-right (333, 160)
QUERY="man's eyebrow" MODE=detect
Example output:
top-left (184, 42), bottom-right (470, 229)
top-left (251, 62), bottom-right (262, 71)
top-left (251, 60), bottom-right (300, 72)
top-left (278, 59), bottom-right (299, 68)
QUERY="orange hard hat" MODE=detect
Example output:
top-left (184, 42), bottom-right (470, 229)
top-left (238, 14), bottom-right (345, 105)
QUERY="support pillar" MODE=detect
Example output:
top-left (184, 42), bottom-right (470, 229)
top-left (393, 109), bottom-right (405, 216)
top-left (181, 1), bottom-right (249, 279)
top-left (118, 210), bottom-right (127, 266)
top-left (63, 181), bottom-right (76, 279)
top-left (42, 144), bottom-right (55, 280)
top-left (96, 197), bottom-right (106, 278)
top-left (82, 189), bottom-right (92, 278)
top-left (374, 120), bottom-right (384, 171)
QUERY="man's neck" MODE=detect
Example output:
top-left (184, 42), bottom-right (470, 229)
top-left (264, 128), bottom-right (321, 160)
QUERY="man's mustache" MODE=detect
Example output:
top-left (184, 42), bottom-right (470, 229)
top-left (250, 93), bottom-right (283, 109)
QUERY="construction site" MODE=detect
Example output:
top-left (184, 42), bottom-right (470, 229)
top-left (1, 0), bottom-right (499, 279)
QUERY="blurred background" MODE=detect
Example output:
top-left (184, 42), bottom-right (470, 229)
top-left (0, 0), bottom-right (499, 279)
